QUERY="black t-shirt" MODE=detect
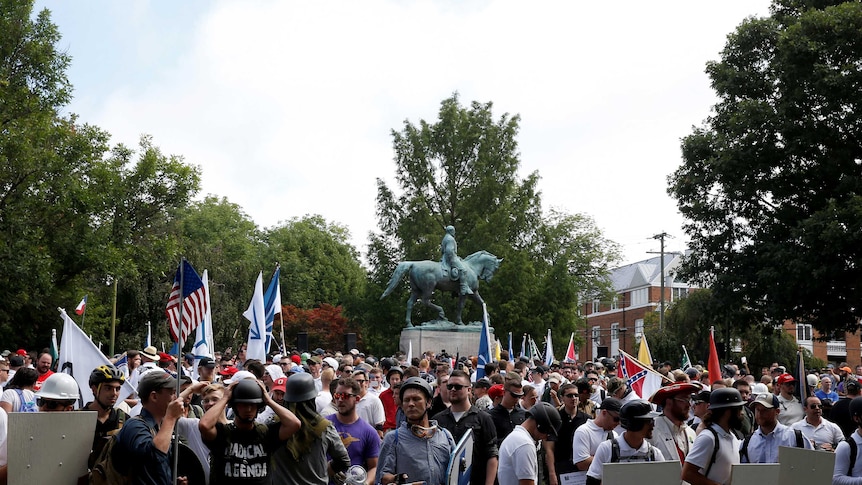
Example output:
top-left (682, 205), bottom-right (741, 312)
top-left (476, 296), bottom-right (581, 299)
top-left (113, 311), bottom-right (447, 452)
top-left (83, 405), bottom-right (130, 469)
top-left (832, 397), bottom-right (855, 439)
top-left (554, 407), bottom-right (589, 474)
top-left (206, 421), bottom-right (283, 485)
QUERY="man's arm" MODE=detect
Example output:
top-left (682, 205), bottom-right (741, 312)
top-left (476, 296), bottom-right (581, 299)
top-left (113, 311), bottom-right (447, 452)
top-left (258, 381), bottom-right (300, 440)
top-left (544, 440), bottom-right (558, 485)
top-left (680, 462), bottom-right (720, 485)
top-left (199, 383), bottom-right (232, 442)
top-left (154, 398), bottom-right (184, 453)
top-left (364, 456), bottom-right (378, 485)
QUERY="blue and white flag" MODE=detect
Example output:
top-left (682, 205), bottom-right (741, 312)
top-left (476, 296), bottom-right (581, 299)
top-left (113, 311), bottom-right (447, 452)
top-left (520, 334), bottom-right (527, 360)
top-left (508, 332), bottom-right (515, 363)
top-left (192, 270), bottom-right (215, 380)
top-left (544, 329), bottom-right (554, 366)
top-left (476, 303), bottom-right (493, 380)
top-left (244, 272), bottom-right (267, 362)
top-left (263, 266), bottom-right (281, 354)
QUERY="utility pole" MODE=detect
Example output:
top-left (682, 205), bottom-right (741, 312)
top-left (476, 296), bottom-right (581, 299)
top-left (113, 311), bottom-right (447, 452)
top-left (648, 233), bottom-right (669, 332)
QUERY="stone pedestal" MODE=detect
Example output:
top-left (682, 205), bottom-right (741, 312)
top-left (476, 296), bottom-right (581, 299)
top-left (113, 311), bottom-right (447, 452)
top-left (399, 320), bottom-right (494, 357)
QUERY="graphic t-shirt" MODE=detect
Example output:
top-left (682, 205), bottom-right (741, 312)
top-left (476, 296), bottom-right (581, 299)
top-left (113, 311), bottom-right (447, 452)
top-left (206, 421), bottom-right (283, 485)
top-left (326, 413), bottom-right (381, 466)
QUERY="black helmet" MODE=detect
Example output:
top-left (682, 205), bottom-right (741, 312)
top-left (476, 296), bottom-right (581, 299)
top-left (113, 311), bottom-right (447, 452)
top-left (526, 401), bottom-right (562, 440)
top-left (231, 379), bottom-right (265, 412)
top-left (619, 400), bottom-right (660, 432)
top-left (399, 376), bottom-right (433, 401)
top-left (850, 396), bottom-right (862, 417)
top-left (89, 365), bottom-right (125, 387)
top-left (709, 388), bottom-right (744, 410)
top-left (284, 372), bottom-right (317, 403)
top-left (387, 366), bottom-right (404, 382)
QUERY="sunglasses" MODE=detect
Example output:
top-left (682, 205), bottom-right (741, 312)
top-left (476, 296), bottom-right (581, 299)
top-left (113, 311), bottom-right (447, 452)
top-left (564, 394), bottom-right (578, 399)
top-left (509, 391), bottom-right (524, 398)
top-left (809, 404), bottom-right (823, 409)
top-left (333, 392), bottom-right (357, 400)
top-left (447, 384), bottom-right (467, 391)
top-left (42, 399), bottom-right (74, 410)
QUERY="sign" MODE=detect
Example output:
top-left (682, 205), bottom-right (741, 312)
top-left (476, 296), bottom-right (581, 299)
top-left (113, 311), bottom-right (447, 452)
top-left (447, 428), bottom-right (474, 485)
top-left (602, 461), bottom-right (681, 484)
top-left (730, 464), bottom-right (780, 485)
top-left (777, 446), bottom-right (834, 485)
top-left (9, 411), bottom-right (97, 484)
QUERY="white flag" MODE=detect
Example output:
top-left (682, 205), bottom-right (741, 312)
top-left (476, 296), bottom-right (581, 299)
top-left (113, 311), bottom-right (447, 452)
top-left (192, 270), bottom-right (216, 380)
top-left (57, 308), bottom-right (136, 406)
top-left (243, 272), bottom-right (267, 362)
top-left (544, 328), bottom-right (554, 366)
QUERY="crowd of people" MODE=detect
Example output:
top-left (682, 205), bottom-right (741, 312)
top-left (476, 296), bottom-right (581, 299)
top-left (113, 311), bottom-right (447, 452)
top-left (1, 345), bottom-right (862, 484)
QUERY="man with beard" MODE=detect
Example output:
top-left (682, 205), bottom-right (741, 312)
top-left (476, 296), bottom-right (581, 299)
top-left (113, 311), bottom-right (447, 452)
top-left (84, 365), bottom-right (130, 469)
top-left (775, 373), bottom-right (805, 426)
top-left (33, 351), bottom-right (54, 391)
top-left (740, 393), bottom-right (812, 463)
top-left (647, 383), bottom-right (699, 465)
top-left (376, 377), bottom-right (456, 485)
top-left (327, 377), bottom-right (379, 485)
top-left (547, 383), bottom-right (590, 484)
top-left (682, 388), bottom-right (745, 485)
top-left (434, 370), bottom-right (498, 485)
top-left (585, 400), bottom-right (665, 484)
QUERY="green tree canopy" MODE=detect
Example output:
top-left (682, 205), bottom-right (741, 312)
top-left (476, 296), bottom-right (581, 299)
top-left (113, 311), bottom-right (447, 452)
top-left (366, 94), bottom-right (618, 355)
top-left (668, 0), bottom-right (862, 337)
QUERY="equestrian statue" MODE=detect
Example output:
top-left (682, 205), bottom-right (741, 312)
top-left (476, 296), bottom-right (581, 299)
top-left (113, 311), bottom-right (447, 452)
top-left (381, 225), bottom-right (502, 327)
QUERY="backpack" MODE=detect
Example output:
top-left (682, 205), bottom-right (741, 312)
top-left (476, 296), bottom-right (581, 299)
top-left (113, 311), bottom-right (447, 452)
top-left (739, 428), bottom-right (804, 463)
top-left (845, 436), bottom-right (858, 475)
top-left (702, 425), bottom-right (742, 477)
top-left (609, 437), bottom-right (657, 463)
top-left (15, 389), bottom-right (36, 412)
top-left (89, 416), bottom-right (151, 485)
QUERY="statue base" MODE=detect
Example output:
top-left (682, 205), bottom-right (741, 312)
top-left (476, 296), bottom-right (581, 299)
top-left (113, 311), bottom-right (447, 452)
top-left (400, 321), bottom-right (495, 357)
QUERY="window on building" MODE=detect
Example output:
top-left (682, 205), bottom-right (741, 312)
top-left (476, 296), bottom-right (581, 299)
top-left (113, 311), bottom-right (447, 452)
top-left (672, 287), bottom-right (690, 300)
top-left (635, 319), bottom-right (644, 340)
top-left (592, 326), bottom-right (600, 343)
top-left (611, 323), bottom-right (619, 341)
top-left (592, 300), bottom-right (600, 313)
top-left (611, 297), bottom-right (619, 310)
top-left (796, 324), bottom-right (812, 342)
top-left (631, 288), bottom-right (648, 306)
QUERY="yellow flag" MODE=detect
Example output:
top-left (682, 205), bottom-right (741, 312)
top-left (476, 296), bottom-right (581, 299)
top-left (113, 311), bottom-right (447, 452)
top-left (638, 333), bottom-right (654, 368)
top-left (494, 339), bottom-right (501, 361)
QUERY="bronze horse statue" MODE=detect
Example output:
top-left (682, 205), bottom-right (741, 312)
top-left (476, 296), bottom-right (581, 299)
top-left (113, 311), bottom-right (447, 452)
top-left (381, 250), bottom-right (502, 326)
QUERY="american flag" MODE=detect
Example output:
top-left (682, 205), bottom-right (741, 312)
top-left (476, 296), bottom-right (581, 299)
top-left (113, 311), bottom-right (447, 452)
top-left (166, 260), bottom-right (207, 343)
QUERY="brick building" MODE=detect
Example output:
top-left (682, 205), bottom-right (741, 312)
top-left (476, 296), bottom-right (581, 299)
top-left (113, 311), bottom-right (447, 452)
top-left (581, 253), bottom-right (696, 363)
top-left (785, 321), bottom-right (862, 366)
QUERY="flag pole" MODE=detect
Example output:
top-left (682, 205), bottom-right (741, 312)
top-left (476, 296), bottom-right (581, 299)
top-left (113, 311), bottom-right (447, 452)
top-left (110, 277), bottom-right (118, 356)
top-left (172, 259), bottom-right (185, 485)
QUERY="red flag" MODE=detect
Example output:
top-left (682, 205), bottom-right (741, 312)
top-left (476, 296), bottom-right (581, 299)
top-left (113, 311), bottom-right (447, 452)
top-left (564, 333), bottom-right (577, 363)
top-left (708, 327), bottom-right (722, 386)
top-left (74, 295), bottom-right (87, 315)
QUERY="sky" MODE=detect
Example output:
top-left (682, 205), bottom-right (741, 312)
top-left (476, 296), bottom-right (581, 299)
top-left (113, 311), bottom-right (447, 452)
top-left (36, 0), bottom-right (773, 266)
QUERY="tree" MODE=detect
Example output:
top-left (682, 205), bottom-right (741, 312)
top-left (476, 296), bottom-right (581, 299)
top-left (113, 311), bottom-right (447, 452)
top-left (366, 94), bottom-right (618, 355)
top-left (668, 0), bottom-right (862, 337)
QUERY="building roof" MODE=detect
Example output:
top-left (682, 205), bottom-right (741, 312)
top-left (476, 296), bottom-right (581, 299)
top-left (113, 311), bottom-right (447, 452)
top-left (609, 253), bottom-right (690, 292)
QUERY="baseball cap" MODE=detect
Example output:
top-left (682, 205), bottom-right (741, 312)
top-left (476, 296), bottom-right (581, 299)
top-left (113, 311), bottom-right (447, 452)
top-left (137, 370), bottom-right (174, 398)
top-left (15, 349), bottom-right (27, 357)
top-left (198, 357), bottom-right (216, 369)
top-left (219, 366), bottom-right (238, 377)
top-left (749, 393), bottom-right (779, 409)
top-left (272, 377), bottom-right (287, 394)
top-left (488, 384), bottom-right (505, 399)
top-left (323, 357), bottom-right (339, 369)
top-left (597, 397), bottom-right (622, 413)
top-left (8, 356), bottom-right (23, 367)
top-left (777, 373), bottom-right (797, 385)
top-left (226, 370), bottom-right (256, 384)
top-left (307, 356), bottom-right (322, 365)
top-left (474, 378), bottom-right (492, 389)
top-left (841, 366), bottom-right (854, 373)
top-left (692, 390), bottom-right (711, 403)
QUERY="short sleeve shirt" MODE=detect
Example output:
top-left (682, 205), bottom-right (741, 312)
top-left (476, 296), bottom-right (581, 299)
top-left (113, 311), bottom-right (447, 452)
top-left (685, 423), bottom-right (739, 485)
top-left (498, 425), bottom-right (538, 485)
top-left (206, 421), bottom-right (283, 485)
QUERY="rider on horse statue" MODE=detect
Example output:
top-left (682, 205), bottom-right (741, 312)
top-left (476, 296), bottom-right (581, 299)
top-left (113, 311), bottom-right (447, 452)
top-left (441, 225), bottom-right (472, 296)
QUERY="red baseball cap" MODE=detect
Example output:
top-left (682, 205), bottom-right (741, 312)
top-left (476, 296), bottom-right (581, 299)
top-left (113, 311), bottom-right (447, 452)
top-left (219, 366), bottom-right (238, 377)
top-left (777, 373), bottom-right (797, 385)
top-left (488, 384), bottom-right (505, 399)
top-left (158, 352), bottom-right (174, 364)
top-left (291, 354), bottom-right (301, 365)
top-left (15, 349), bottom-right (26, 357)
top-left (272, 377), bottom-right (287, 393)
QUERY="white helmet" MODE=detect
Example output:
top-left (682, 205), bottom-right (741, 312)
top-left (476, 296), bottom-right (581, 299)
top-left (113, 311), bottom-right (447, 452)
top-left (36, 373), bottom-right (80, 400)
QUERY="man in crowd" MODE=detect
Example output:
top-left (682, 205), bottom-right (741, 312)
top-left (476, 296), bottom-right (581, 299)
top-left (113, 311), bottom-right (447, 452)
top-left (682, 388), bottom-right (745, 485)
top-left (688, 390), bottom-right (710, 428)
top-left (434, 370), bottom-right (498, 485)
top-left (740, 393), bottom-right (812, 463)
top-left (648, 382), bottom-right (699, 464)
top-left (84, 365), bottom-right (130, 469)
top-left (792, 395), bottom-right (844, 451)
top-left (833, 396), bottom-right (862, 481)
top-left (353, 369), bottom-right (385, 436)
top-left (547, 382), bottom-right (590, 484)
top-left (327, 377), bottom-right (380, 485)
top-left (380, 366), bottom-right (402, 433)
top-left (817, 376), bottom-right (840, 404)
top-left (116, 370), bottom-right (186, 484)
top-left (200, 378), bottom-right (301, 484)
top-left (576, 378), bottom-right (597, 418)
top-left (833, 379), bottom-right (861, 437)
top-left (498, 401), bottom-right (561, 485)
top-left (33, 351), bottom-right (54, 391)
top-left (197, 357), bottom-right (216, 383)
top-left (572, 397), bottom-right (621, 483)
top-left (377, 377), bottom-right (456, 485)
top-left (776, 373), bottom-right (805, 425)
top-left (586, 400), bottom-right (665, 484)
top-left (489, 376), bottom-right (527, 446)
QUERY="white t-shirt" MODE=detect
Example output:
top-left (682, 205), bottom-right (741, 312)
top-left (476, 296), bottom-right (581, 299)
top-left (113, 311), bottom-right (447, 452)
top-left (498, 425), bottom-right (538, 485)
top-left (791, 417), bottom-right (844, 450)
top-left (0, 388), bottom-right (34, 412)
top-left (316, 390), bottom-right (332, 414)
top-left (176, 417), bottom-right (210, 483)
top-left (572, 419), bottom-right (617, 466)
top-left (685, 423), bottom-right (740, 485)
top-left (0, 407), bottom-right (7, 467)
top-left (834, 430), bottom-right (862, 483)
top-left (587, 433), bottom-right (666, 480)
top-left (356, 392), bottom-right (385, 427)
top-left (777, 395), bottom-right (805, 425)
